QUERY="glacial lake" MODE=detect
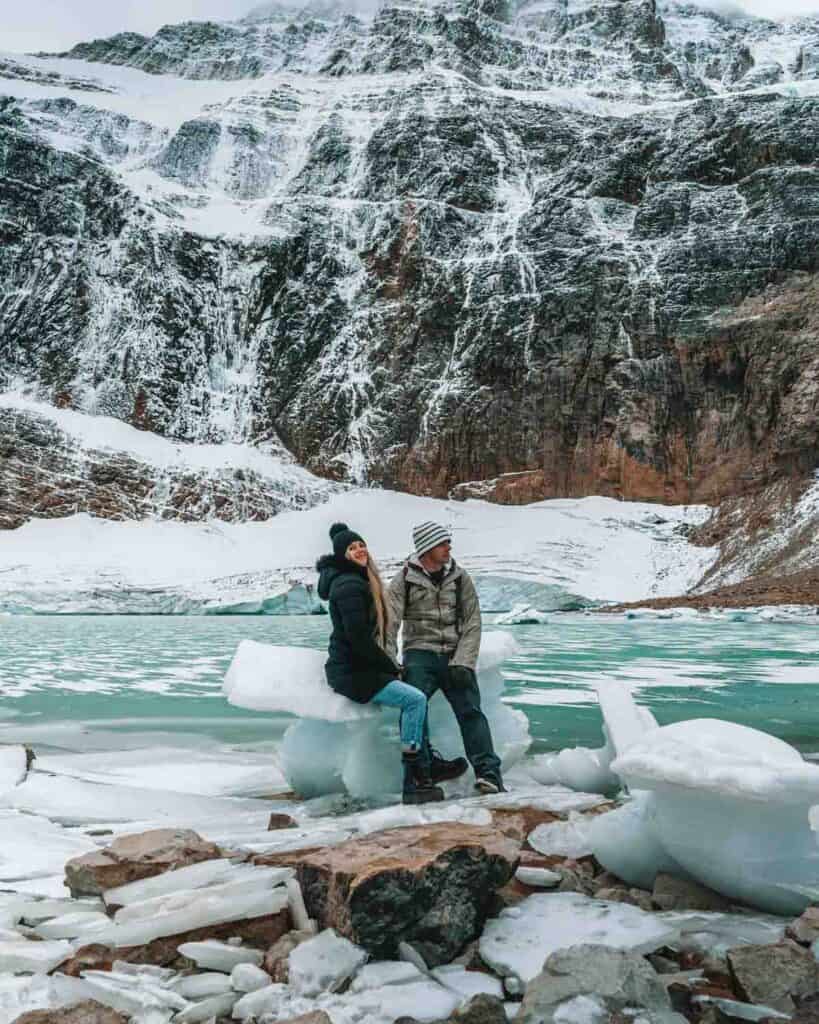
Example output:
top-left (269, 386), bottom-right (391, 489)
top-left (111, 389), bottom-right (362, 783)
top-left (1, 614), bottom-right (819, 757)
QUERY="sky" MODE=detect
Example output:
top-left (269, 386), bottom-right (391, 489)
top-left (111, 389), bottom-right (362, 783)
top-left (2, 1), bottom-right (262, 53)
top-left (1, 0), bottom-right (818, 53)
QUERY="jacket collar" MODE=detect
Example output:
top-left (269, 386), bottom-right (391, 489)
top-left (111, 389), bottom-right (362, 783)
top-left (405, 557), bottom-right (462, 588)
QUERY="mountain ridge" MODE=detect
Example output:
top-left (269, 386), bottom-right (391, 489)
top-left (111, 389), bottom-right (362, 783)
top-left (1, 0), bottom-right (818, 540)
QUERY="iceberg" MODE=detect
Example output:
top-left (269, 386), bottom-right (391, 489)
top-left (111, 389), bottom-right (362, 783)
top-left (551, 686), bottom-right (819, 915)
top-left (224, 632), bottom-right (530, 798)
top-left (495, 604), bottom-right (549, 625)
top-left (529, 684), bottom-right (658, 796)
top-left (608, 718), bottom-right (819, 915)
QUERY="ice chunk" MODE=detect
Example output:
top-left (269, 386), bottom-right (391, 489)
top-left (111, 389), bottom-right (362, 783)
top-left (288, 928), bottom-right (368, 996)
top-left (350, 961), bottom-right (425, 991)
top-left (612, 718), bottom-right (819, 914)
top-left (495, 604), bottom-right (549, 625)
top-left (178, 940), bottom-right (264, 972)
top-left (0, 937), bottom-right (72, 973)
top-left (230, 963), bottom-right (271, 993)
top-left (0, 747), bottom-right (28, 797)
top-left (663, 911), bottom-right (787, 958)
top-left (286, 878), bottom-right (311, 933)
top-left (70, 969), bottom-right (188, 1016)
top-left (477, 631), bottom-right (520, 672)
top-left (530, 746), bottom-right (617, 796)
top-left (0, 975), bottom-right (52, 1024)
top-left (231, 983), bottom-right (288, 1020)
top-left (34, 911), bottom-right (110, 939)
top-left (238, 633), bottom-right (529, 799)
top-left (479, 893), bottom-right (679, 986)
top-left (528, 812), bottom-right (594, 858)
top-left (515, 866), bottom-right (561, 888)
top-left (6, 774), bottom-right (272, 830)
top-left (76, 888), bottom-right (287, 948)
top-left (170, 974), bottom-right (234, 999)
top-left (348, 978), bottom-right (460, 1022)
top-left (596, 684), bottom-right (658, 757)
top-left (552, 994), bottom-right (608, 1024)
top-left (588, 794), bottom-right (686, 890)
top-left (113, 870), bottom-right (291, 924)
top-left (527, 684), bottom-right (657, 796)
top-left (692, 996), bottom-right (790, 1021)
top-left (175, 993), bottom-right (238, 1023)
top-left (431, 965), bottom-right (504, 1000)
top-left (105, 858), bottom-right (238, 906)
top-left (11, 897), bottom-right (104, 925)
top-left (0, 810), bottom-right (97, 884)
top-left (224, 642), bottom-right (377, 722)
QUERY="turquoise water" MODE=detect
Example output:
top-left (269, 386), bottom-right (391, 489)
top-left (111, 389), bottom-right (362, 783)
top-left (1, 614), bottom-right (818, 754)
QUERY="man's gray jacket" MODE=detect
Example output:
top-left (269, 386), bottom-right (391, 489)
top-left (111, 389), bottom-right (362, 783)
top-left (386, 558), bottom-right (481, 671)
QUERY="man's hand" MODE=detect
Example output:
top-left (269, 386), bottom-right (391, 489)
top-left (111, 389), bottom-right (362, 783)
top-left (448, 665), bottom-right (476, 690)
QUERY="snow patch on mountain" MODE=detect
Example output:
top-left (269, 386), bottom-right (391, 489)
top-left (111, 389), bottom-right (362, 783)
top-left (0, 391), bottom-right (321, 483)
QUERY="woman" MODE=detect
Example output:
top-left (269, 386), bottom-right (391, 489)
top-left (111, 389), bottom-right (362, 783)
top-left (316, 522), bottom-right (444, 805)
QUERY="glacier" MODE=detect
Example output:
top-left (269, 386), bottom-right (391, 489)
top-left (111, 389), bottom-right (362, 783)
top-left (0, 486), bottom-right (714, 614)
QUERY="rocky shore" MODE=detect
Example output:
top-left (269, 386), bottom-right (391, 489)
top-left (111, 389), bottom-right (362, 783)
top-left (605, 568), bottom-right (819, 613)
top-left (3, 778), bottom-right (818, 1024)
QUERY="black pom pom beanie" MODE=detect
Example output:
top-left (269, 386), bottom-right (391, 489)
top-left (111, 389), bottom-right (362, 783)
top-left (330, 522), bottom-right (364, 559)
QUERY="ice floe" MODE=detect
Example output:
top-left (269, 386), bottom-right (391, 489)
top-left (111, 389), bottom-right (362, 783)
top-left (479, 893), bottom-right (680, 988)
top-left (495, 604), bottom-right (549, 625)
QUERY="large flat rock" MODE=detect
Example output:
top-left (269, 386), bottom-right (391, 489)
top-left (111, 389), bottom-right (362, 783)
top-left (256, 823), bottom-right (519, 966)
top-left (65, 829), bottom-right (222, 898)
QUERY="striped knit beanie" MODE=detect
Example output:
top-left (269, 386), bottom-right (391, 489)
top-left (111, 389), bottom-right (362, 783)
top-left (413, 521), bottom-right (451, 559)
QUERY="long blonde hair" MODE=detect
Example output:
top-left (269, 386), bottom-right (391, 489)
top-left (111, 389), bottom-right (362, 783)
top-left (366, 555), bottom-right (390, 649)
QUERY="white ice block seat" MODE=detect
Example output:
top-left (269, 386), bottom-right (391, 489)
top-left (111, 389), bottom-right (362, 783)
top-left (223, 633), bottom-right (530, 799)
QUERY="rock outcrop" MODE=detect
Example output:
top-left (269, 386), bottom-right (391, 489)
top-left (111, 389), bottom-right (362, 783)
top-left (517, 944), bottom-right (686, 1024)
top-left (12, 1002), bottom-right (129, 1024)
top-left (64, 829), bottom-right (222, 898)
top-left (255, 823), bottom-right (520, 965)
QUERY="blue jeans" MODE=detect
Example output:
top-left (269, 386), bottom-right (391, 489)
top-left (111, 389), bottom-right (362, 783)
top-left (371, 679), bottom-right (427, 753)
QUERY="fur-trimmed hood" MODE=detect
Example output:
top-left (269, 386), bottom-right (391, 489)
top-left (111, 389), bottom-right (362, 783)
top-left (316, 552), bottom-right (367, 601)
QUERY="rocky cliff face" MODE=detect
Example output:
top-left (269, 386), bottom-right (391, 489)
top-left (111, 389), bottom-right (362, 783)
top-left (2, 0), bottom-right (819, 519)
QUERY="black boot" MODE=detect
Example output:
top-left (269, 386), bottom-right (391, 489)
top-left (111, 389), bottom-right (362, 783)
top-left (402, 751), bottom-right (444, 805)
top-left (430, 748), bottom-right (469, 784)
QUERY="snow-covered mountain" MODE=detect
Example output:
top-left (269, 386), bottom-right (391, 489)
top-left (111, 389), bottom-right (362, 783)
top-left (1, 0), bottom-right (819, 520)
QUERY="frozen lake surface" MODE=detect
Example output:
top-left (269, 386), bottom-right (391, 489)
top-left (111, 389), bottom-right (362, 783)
top-left (1, 614), bottom-right (818, 756)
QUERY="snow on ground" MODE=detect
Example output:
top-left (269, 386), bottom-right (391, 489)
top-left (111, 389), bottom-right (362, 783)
top-left (0, 466), bottom-right (714, 612)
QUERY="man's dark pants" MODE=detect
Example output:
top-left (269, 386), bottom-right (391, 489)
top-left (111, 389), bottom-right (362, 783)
top-left (403, 649), bottom-right (501, 778)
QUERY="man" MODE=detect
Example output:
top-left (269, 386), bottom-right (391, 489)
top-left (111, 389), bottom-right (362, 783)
top-left (387, 520), bottom-right (505, 794)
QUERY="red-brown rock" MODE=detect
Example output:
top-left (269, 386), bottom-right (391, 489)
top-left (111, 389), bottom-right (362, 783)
top-left (64, 829), bottom-right (222, 898)
top-left (12, 1002), bottom-right (128, 1024)
top-left (255, 823), bottom-right (519, 967)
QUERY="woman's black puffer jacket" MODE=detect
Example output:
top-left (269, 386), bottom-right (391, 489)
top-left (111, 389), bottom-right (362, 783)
top-left (316, 554), bottom-right (400, 703)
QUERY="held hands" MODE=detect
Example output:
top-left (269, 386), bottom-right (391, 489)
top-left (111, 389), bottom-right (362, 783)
top-left (448, 665), bottom-right (477, 690)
